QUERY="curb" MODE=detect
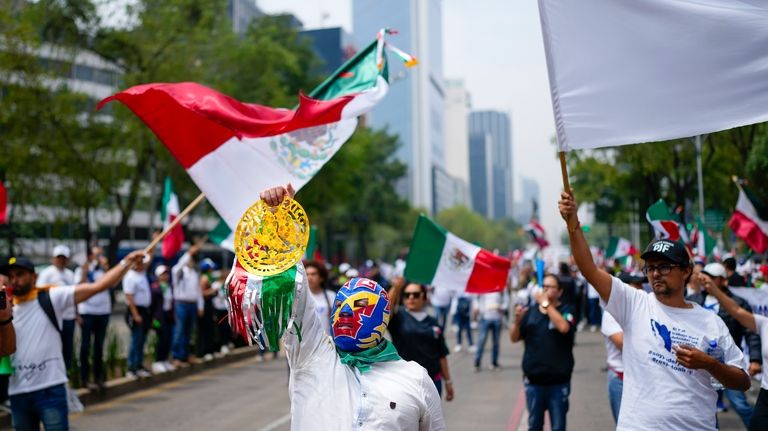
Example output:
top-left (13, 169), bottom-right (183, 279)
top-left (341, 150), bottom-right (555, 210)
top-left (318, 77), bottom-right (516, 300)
top-left (0, 346), bottom-right (262, 429)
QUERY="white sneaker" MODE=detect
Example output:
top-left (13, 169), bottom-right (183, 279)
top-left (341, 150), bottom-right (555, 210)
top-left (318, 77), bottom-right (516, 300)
top-left (163, 361), bottom-right (176, 372)
top-left (203, 353), bottom-right (214, 361)
top-left (468, 345), bottom-right (477, 353)
top-left (125, 371), bottom-right (139, 380)
top-left (136, 369), bottom-right (152, 378)
top-left (151, 362), bottom-right (167, 374)
top-left (453, 345), bottom-right (463, 353)
top-left (220, 345), bottom-right (231, 355)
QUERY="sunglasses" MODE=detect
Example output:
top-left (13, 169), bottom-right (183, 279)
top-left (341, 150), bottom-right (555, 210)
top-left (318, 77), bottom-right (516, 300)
top-left (403, 292), bottom-right (424, 299)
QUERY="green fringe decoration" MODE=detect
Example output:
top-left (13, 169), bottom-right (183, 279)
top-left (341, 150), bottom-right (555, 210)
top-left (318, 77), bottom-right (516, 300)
top-left (260, 267), bottom-right (297, 351)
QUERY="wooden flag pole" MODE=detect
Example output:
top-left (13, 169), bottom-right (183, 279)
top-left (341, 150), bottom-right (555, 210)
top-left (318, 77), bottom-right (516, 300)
top-left (143, 192), bottom-right (207, 255)
top-left (559, 151), bottom-right (579, 232)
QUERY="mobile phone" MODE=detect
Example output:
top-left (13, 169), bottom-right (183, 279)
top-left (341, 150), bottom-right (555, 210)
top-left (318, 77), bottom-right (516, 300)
top-left (0, 291), bottom-right (6, 310)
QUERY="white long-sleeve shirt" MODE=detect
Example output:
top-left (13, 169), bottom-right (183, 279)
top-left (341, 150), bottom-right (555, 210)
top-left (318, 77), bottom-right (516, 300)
top-left (279, 264), bottom-right (446, 431)
top-left (473, 291), bottom-right (509, 321)
top-left (172, 252), bottom-right (203, 309)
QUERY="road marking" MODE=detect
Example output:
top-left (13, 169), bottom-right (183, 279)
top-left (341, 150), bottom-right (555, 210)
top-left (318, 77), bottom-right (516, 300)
top-left (70, 357), bottom-right (256, 419)
top-left (507, 387), bottom-right (526, 431)
top-left (257, 412), bottom-right (291, 431)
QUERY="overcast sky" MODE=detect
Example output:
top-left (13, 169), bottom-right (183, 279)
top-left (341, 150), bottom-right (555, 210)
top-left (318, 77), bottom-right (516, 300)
top-left (257, 0), bottom-right (564, 244)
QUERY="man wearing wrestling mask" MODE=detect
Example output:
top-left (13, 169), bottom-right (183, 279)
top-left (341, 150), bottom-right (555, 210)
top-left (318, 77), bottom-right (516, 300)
top-left (228, 184), bottom-right (445, 431)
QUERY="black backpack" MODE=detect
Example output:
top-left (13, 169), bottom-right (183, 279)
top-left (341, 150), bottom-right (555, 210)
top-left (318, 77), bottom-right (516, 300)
top-left (37, 289), bottom-right (62, 336)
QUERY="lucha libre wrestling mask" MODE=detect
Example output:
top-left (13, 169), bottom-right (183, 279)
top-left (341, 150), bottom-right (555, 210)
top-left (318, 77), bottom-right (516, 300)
top-left (330, 278), bottom-right (391, 352)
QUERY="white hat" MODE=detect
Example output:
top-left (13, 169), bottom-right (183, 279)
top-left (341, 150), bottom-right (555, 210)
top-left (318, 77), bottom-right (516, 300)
top-left (52, 244), bottom-right (71, 258)
top-left (346, 268), bottom-right (359, 278)
top-left (338, 262), bottom-right (351, 273)
top-left (702, 262), bottom-right (727, 279)
top-left (154, 265), bottom-right (169, 277)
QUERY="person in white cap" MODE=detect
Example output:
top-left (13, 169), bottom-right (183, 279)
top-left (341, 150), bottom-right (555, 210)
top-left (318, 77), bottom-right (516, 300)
top-left (701, 269), bottom-right (768, 430)
top-left (36, 245), bottom-right (79, 407)
top-left (688, 262), bottom-right (761, 428)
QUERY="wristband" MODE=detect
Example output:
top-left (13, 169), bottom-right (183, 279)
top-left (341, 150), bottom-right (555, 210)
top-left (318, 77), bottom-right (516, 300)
top-left (119, 259), bottom-right (129, 269)
top-left (0, 316), bottom-right (13, 326)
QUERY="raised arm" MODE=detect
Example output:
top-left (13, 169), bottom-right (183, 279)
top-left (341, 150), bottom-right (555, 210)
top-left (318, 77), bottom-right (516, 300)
top-left (558, 192), bottom-right (612, 303)
top-left (74, 251), bottom-right (145, 304)
top-left (702, 280), bottom-right (757, 333)
top-left (509, 304), bottom-right (528, 343)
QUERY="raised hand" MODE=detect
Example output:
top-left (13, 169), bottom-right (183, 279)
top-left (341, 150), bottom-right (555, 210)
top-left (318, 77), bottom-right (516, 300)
top-left (260, 184), bottom-right (296, 207)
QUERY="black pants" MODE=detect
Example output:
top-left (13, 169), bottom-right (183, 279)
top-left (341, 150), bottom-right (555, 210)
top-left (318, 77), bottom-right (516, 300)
top-left (62, 319), bottom-right (75, 373)
top-left (750, 388), bottom-right (768, 431)
top-left (196, 299), bottom-right (215, 357)
top-left (79, 314), bottom-right (110, 384)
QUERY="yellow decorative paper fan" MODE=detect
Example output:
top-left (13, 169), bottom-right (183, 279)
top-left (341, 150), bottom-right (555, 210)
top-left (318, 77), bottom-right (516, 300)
top-left (234, 198), bottom-right (310, 276)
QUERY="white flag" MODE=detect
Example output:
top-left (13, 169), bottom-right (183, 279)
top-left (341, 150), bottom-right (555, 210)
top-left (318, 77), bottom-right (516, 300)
top-left (538, 0), bottom-right (768, 151)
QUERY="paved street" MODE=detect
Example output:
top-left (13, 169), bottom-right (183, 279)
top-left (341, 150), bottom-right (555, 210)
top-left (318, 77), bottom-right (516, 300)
top-left (56, 328), bottom-right (754, 430)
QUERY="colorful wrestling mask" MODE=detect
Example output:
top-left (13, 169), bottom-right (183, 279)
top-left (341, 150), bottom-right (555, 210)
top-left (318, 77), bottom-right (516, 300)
top-left (331, 278), bottom-right (391, 352)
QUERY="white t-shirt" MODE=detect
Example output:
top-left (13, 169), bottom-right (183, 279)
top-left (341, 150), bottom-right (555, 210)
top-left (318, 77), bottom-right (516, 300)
top-left (606, 277), bottom-right (746, 431)
top-left (473, 291), bottom-right (509, 321)
top-left (429, 286), bottom-right (452, 308)
top-left (211, 280), bottom-right (228, 311)
top-left (123, 270), bottom-right (151, 307)
top-left (36, 266), bottom-right (75, 319)
top-left (753, 314), bottom-right (768, 390)
top-left (10, 286), bottom-right (75, 395)
top-left (309, 289), bottom-right (336, 335)
top-left (74, 263), bottom-right (111, 315)
top-left (601, 310), bottom-right (623, 373)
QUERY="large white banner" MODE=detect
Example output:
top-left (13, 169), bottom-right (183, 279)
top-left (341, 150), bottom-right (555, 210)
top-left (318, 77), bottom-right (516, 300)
top-left (538, 0), bottom-right (768, 151)
top-left (732, 287), bottom-right (768, 317)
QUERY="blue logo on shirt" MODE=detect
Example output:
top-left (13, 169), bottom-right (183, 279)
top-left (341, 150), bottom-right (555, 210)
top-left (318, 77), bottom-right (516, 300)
top-left (651, 319), bottom-right (672, 352)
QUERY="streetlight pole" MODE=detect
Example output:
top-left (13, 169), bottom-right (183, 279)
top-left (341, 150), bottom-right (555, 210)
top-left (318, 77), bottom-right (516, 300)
top-left (694, 135), bottom-right (706, 224)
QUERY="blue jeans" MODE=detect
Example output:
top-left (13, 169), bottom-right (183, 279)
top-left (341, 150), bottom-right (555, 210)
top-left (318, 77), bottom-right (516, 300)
top-left (524, 381), bottom-right (570, 431)
top-left (587, 298), bottom-right (602, 326)
top-left (455, 298), bottom-right (473, 346)
top-left (724, 388), bottom-right (753, 427)
top-left (128, 307), bottom-right (150, 371)
top-left (80, 314), bottom-right (110, 384)
top-left (10, 383), bottom-right (68, 431)
top-left (432, 305), bottom-right (449, 329)
top-left (474, 319), bottom-right (501, 366)
top-left (172, 302), bottom-right (197, 361)
top-left (607, 369), bottom-right (623, 423)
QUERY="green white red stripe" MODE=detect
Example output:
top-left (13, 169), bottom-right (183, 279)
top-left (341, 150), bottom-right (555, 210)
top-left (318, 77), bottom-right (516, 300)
top-left (646, 199), bottom-right (682, 241)
top-left (605, 237), bottom-right (636, 259)
top-left (99, 31), bottom-right (414, 230)
top-left (729, 183), bottom-right (768, 254)
top-left (693, 216), bottom-right (716, 259)
top-left (209, 218), bottom-right (234, 252)
top-left (161, 177), bottom-right (184, 260)
top-left (404, 215), bottom-right (510, 294)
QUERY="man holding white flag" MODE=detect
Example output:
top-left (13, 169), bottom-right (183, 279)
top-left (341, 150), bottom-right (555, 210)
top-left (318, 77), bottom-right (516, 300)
top-left (559, 192), bottom-right (749, 430)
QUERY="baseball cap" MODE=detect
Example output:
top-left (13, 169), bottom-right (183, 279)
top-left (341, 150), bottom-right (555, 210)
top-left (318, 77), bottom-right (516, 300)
top-left (52, 245), bottom-right (71, 258)
top-left (701, 262), bottom-right (727, 279)
top-left (640, 239), bottom-right (690, 266)
top-left (154, 265), bottom-right (169, 277)
top-left (199, 258), bottom-right (217, 272)
top-left (0, 256), bottom-right (37, 276)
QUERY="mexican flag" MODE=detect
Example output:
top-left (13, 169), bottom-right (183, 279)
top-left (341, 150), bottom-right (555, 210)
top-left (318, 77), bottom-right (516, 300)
top-left (305, 225), bottom-right (319, 261)
top-left (404, 215), bottom-right (511, 294)
top-left (524, 219), bottom-right (549, 249)
top-left (692, 216), bottom-right (716, 258)
top-left (605, 237), bottom-right (636, 259)
top-left (646, 199), bottom-right (682, 241)
top-left (209, 218), bottom-right (234, 252)
top-left (161, 177), bottom-right (184, 260)
top-left (98, 30), bottom-right (413, 229)
top-left (729, 183), bottom-right (768, 254)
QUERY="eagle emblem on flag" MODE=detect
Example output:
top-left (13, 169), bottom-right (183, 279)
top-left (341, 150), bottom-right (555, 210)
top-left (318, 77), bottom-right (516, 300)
top-left (271, 124), bottom-right (339, 180)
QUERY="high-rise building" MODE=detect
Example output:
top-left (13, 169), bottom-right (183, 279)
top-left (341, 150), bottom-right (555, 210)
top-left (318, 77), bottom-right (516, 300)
top-left (229, 0), bottom-right (264, 34)
top-left (469, 111), bottom-right (513, 219)
top-left (353, 0), bottom-right (446, 213)
top-left (514, 177), bottom-right (540, 225)
top-left (300, 27), bottom-right (357, 76)
top-left (444, 79), bottom-right (470, 208)
top-left (469, 132), bottom-right (494, 219)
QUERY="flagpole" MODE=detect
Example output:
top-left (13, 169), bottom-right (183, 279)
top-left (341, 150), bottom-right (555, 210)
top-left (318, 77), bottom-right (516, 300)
top-left (559, 151), bottom-right (579, 232)
top-left (143, 192), bottom-right (206, 255)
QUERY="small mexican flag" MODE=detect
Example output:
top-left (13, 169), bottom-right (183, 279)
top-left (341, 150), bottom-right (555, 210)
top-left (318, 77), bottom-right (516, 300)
top-left (99, 30), bottom-right (413, 231)
top-left (729, 182), bottom-right (768, 254)
top-left (404, 215), bottom-right (511, 294)
top-left (209, 218), bottom-right (234, 252)
top-left (524, 219), bottom-right (549, 248)
top-left (692, 216), bottom-right (716, 258)
top-left (605, 237), bottom-right (636, 259)
top-left (161, 177), bottom-right (184, 260)
top-left (646, 199), bottom-right (682, 241)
